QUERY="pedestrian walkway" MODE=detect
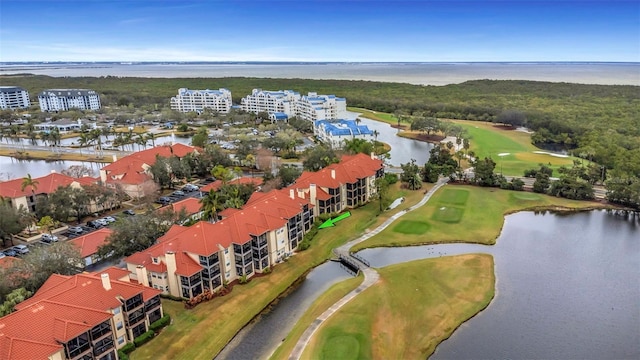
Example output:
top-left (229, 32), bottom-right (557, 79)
top-left (288, 178), bottom-right (448, 359)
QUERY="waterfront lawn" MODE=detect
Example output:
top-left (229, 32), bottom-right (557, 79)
top-left (130, 183), bottom-right (424, 360)
top-left (0, 149), bottom-right (112, 163)
top-left (301, 254), bottom-right (495, 360)
top-left (269, 274), bottom-right (364, 360)
top-left (347, 107), bottom-right (401, 126)
top-left (352, 185), bottom-right (605, 251)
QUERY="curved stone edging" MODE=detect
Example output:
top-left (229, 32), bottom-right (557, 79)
top-left (288, 178), bottom-right (448, 359)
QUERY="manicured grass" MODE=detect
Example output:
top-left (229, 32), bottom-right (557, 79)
top-left (439, 188), bottom-right (469, 205)
top-left (431, 206), bottom-right (464, 224)
top-left (301, 254), bottom-right (495, 360)
top-left (269, 274), bottom-right (364, 360)
top-left (392, 220), bottom-right (430, 235)
top-left (450, 120), bottom-right (576, 176)
top-left (130, 183), bottom-right (424, 360)
top-left (352, 185), bottom-right (606, 250)
top-left (348, 107), bottom-right (400, 125)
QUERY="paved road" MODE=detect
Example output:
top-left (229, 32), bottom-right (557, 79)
top-left (288, 178), bottom-right (449, 360)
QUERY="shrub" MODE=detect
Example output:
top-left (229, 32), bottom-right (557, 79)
top-left (121, 343), bottom-right (136, 355)
top-left (150, 314), bottom-right (171, 332)
top-left (118, 350), bottom-right (129, 360)
top-left (134, 330), bottom-right (155, 347)
top-left (160, 293), bottom-right (183, 302)
top-left (385, 173), bottom-right (398, 184)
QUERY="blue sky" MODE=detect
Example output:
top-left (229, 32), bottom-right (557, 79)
top-left (1, 0), bottom-right (638, 62)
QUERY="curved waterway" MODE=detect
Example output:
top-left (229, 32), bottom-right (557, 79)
top-left (219, 210), bottom-right (639, 359)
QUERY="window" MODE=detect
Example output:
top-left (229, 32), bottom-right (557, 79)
top-left (117, 336), bottom-right (125, 345)
top-left (113, 307), bottom-right (121, 315)
top-left (116, 321), bottom-right (123, 330)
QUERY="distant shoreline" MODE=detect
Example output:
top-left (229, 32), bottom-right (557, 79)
top-left (1, 62), bottom-right (637, 86)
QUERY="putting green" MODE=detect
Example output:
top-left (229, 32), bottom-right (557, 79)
top-left (439, 189), bottom-right (470, 205)
top-left (432, 206), bottom-right (464, 223)
top-left (392, 220), bottom-right (431, 234)
top-left (321, 335), bottom-right (361, 360)
top-left (510, 192), bottom-right (543, 201)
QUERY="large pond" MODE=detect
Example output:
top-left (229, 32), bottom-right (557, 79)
top-left (221, 210), bottom-right (639, 359)
top-left (0, 156), bottom-right (105, 179)
top-left (350, 113), bottom-right (434, 166)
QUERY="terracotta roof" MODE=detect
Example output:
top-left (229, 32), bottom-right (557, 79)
top-left (292, 153), bottom-right (382, 193)
top-left (15, 273), bottom-right (160, 312)
top-left (0, 334), bottom-right (63, 360)
top-left (156, 224), bottom-right (189, 243)
top-left (0, 172), bottom-right (96, 199)
top-left (200, 176), bottom-right (263, 192)
top-left (173, 252), bottom-right (202, 277)
top-left (69, 228), bottom-right (112, 258)
top-left (90, 266), bottom-right (131, 282)
top-left (0, 300), bottom-right (112, 358)
top-left (160, 197), bottom-right (202, 216)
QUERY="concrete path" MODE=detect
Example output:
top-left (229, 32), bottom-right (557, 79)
top-left (288, 178), bottom-right (448, 360)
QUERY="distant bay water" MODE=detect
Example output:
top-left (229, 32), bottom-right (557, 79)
top-left (1, 62), bottom-right (638, 86)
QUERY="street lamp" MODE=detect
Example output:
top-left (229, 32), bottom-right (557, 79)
top-left (497, 153), bottom-right (510, 176)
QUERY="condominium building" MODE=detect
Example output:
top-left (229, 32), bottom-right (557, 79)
top-left (314, 119), bottom-right (374, 149)
top-left (295, 92), bottom-right (347, 122)
top-left (1, 269), bottom-right (163, 360)
top-left (0, 86), bottom-right (30, 109)
top-left (240, 89), bottom-right (300, 117)
top-left (124, 153), bottom-right (383, 299)
top-left (125, 190), bottom-right (314, 298)
top-left (170, 88), bottom-right (232, 113)
top-left (38, 89), bottom-right (101, 112)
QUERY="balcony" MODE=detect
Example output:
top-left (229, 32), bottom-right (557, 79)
top-left (67, 341), bottom-right (91, 359)
top-left (144, 296), bottom-right (161, 312)
top-left (93, 337), bottom-right (114, 356)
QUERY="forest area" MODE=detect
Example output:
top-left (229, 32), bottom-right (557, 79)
top-left (2, 74), bottom-right (639, 208)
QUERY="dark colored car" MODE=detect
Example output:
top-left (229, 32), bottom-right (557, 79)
top-left (87, 220), bottom-right (103, 228)
top-left (157, 196), bottom-right (172, 204)
top-left (3, 249), bottom-right (17, 257)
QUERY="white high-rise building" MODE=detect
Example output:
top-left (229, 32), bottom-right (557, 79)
top-left (0, 86), bottom-right (30, 109)
top-left (295, 92), bottom-right (347, 122)
top-left (38, 89), bottom-right (101, 112)
top-left (170, 88), bottom-right (232, 113)
top-left (240, 89), bottom-right (300, 117)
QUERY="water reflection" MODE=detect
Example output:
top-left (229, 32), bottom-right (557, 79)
top-left (0, 156), bottom-right (104, 179)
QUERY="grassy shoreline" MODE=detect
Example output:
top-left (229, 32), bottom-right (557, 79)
top-left (0, 149), bottom-right (113, 163)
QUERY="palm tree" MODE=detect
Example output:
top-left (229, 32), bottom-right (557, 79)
top-left (90, 129), bottom-right (103, 157)
top-left (136, 134), bottom-right (147, 151)
top-left (21, 173), bottom-right (39, 192)
top-left (146, 132), bottom-right (156, 148)
top-left (78, 133), bottom-right (90, 156)
top-left (199, 190), bottom-right (221, 223)
top-left (50, 127), bottom-right (62, 155)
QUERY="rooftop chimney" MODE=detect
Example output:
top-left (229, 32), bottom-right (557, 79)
top-left (112, 154), bottom-right (117, 162)
top-left (136, 265), bottom-right (150, 287)
top-left (309, 184), bottom-right (317, 205)
top-left (289, 189), bottom-right (295, 200)
top-left (331, 169), bottom-right (336, 179)
top-left (101, 273), bottom-right (111, 291)
top-left (371, 152), bottom-right (376, 160)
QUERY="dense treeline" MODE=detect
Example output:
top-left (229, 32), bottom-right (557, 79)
top-left (2, 74), bottom-right (638, 207)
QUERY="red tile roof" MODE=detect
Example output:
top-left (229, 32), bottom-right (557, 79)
top-left (90, 266), bottom-right (131, 282)
top-left (0, 172), bottom-right (97, 199)
top-left (200, 176), bottom-right (263, 192)
top-left (15, 272), bottom-right (160, 312)
top-left (173, 252), bottom-right (202, 277)
top-left (0, 300), bottom-right (113, 359)
top-left (159, 197), bottom-right (202, 216)
top-left (69, 228), bottom-right (112, 258)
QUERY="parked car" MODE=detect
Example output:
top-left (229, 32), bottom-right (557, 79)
top-left (12, 245), bottom-right (29, 255)
top-left (172, 190), bottom-right (186, 197)
top-left (157, 196), bottom-right (172, 204)
top-left (103, 216), bottom-right (117, 223)
top-left (3, 249), bottom-right (17, 257)
top-left (123, 209), bottom-right (135, 216)
top-left (87, 220), bottom-right (103, 229)
top-left (42, 233), bottom-right (59, 242)
top-left (183, 184), bottom-right (199, 192)
top-left (68, 226), bottom-right (84, 234)
top-left (95, 218), bottom-right (109, 226)
top-left (0, 252), bottom-right (5, 259)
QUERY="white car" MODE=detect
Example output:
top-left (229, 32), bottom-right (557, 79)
top-left (41, 233), bottom-right (59, 242)
top-left (103, 216), bottom-right (116, 223)
top-left (96, 218), bottom-right (109, 226)
top-left (12, 244), bottom-right (30, 255)
top-left (0, 252), bottom-right (5, 259)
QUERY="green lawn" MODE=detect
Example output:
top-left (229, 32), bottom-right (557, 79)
top-left (301, 254), bottom-right (495, 359)
top-left (438, 188), bottom-right (470, 205)
top-left (392, 220), bottom-right (431, 235)
top-left (352, 185), bottom-right (606, 251)
top-left (348, 107), bottom-right (401, 125)
top-left (451, 120), bottom-right (577, 176)
top-left (269, 275), bottom-right (364, 360)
